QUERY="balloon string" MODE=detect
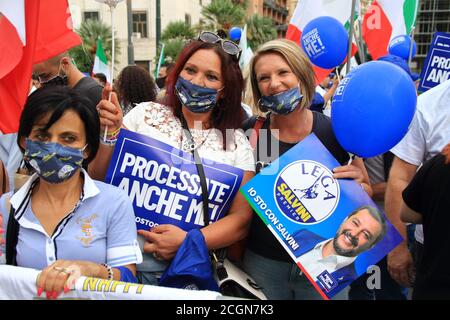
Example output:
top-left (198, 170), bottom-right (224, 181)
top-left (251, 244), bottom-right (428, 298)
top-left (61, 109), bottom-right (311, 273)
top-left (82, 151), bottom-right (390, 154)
top-left (347, 153), bottom-right (356, 166)
top-left (336, 68), bottom-right (342, 84)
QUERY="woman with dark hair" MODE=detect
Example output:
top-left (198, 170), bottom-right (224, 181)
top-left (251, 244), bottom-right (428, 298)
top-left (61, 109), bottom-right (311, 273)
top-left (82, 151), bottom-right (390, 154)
top-left (401, 143), bottom-right (450, 300)
top-left (92, 32), bottom-right (255, 285)
top-left (0, 86), bottom-right (142, 299)
top-left (114, 65), bottom-right (158, 116)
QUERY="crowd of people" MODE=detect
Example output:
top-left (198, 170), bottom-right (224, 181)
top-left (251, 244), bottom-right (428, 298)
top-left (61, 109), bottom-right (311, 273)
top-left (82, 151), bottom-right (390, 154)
top-left (0, 29), bottom-right (449, 300)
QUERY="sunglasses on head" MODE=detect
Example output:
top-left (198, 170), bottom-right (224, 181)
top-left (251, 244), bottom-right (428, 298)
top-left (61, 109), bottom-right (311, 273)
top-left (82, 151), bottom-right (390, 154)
top-left (198, 31), bottom-right (242, 60)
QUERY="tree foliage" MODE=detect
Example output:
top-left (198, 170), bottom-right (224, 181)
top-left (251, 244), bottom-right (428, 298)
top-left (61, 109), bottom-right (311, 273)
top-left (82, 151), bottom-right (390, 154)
top-left (246, 14), bottom-right (278, 50)
top-left (201, 0), bottom-right (246, 32)
top-left (69, 19), bottom-right (120, 74)
top-left (162, 21), bottom-right (196, 41)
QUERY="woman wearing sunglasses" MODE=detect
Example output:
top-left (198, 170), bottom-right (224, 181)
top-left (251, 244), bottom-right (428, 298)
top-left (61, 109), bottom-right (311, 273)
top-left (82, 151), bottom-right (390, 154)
top-left (241, 39), bottom-right (372, 300)
top-left (91, 32), bottom-right (255, 285)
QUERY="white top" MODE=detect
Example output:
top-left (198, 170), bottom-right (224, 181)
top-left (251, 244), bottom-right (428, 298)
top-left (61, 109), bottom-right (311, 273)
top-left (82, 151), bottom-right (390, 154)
top-left (123, 102), bottom-right (255, 172)
top-left (297, 239), bottom-right (356, 280)
top-left (1, 169), bottom-right (142, 270)
top-left (391, 79), bottom-right (450, 243)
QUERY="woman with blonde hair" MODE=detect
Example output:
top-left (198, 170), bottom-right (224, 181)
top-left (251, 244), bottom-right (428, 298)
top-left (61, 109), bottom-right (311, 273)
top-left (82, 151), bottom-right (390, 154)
top-left (242, 39), bottom-right (372, 300)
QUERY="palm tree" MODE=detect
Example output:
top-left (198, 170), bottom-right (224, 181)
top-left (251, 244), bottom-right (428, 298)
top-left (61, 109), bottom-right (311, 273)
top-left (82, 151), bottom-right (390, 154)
top-left (69, 19), bottom-right (120, 74)
top-left (246, 14), bottom-right (278, 50)
top-left (157, 38), bottom-right (186, 63)
top-left (201, 0), bottom-right (246, 32)
top-left (162, 21), bottom-right (196, 41)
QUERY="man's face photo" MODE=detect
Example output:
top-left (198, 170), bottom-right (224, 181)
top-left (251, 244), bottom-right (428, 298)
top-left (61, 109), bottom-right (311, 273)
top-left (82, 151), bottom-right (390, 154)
top-left (333, 208), bottom-right (383, 257)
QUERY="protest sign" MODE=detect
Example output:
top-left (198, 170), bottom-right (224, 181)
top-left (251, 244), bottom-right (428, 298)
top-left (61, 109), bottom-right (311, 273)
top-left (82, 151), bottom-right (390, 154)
top-left (241, 134), bottom-right (402, 299)
top-left (0, 265), bottom-right (221, 300)
top-left (105, 129), bottom-right (244, 231)
top-left (419, 32), bottom-right (450, 92)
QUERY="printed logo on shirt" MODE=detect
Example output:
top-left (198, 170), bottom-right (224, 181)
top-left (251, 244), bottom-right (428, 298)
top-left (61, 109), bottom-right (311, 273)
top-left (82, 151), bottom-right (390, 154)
top-left (76, 214), bottom-right (98, 246)
top-left (317, 270), bottom-right (338, 293)
top-left (274, 160), bottom-right (339, 224)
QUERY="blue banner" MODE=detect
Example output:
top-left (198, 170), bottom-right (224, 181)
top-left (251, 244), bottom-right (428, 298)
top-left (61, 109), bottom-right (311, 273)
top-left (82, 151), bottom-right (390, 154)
top-left (418, 32), bottom-right (450, 92)
top-left (106, 129), bottom-right (244, 231)
top-left (241, 134), bottom-right (402, 300)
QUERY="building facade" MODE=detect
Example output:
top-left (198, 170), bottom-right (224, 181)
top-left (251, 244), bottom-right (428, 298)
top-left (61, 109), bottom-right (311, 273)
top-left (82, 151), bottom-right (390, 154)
top-left (244, 0), bottom-right (291, 37)
top-left (414, 0), bottom-right (450, 71)
top-left (68, 0), bottom-right (210, 76)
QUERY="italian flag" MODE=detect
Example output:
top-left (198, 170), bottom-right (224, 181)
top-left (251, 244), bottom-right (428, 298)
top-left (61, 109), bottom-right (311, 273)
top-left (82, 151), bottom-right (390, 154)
top-left (0, 0), bottom-right (81, 134)
top-left (92, 37), bottom-right (111, 83)
top-left (286, 0), bottom-right (358, 84)
top-left (363, 0), bottom-right (419, 60)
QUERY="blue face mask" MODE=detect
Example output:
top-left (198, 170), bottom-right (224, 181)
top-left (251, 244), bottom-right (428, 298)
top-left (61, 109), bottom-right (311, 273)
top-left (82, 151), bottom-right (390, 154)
top-left (259, 86), bottom-right (303, 115)
top-left (24, 139), bottom-right (86, 184)
top-left (175, 77), bottom-right (219, 113)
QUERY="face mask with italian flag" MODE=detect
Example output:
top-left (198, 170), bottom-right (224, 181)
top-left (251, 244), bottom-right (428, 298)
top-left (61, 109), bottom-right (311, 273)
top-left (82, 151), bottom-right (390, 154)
top-left (363, 0), bottom-right (419, 60)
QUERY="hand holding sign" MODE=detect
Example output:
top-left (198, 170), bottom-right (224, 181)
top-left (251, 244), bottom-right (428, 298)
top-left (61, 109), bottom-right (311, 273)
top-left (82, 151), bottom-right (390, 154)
top-left (331, 61), bottom-right (417, 158)
top-left (138, 225), bottom-right (187, 261)
top-left (301, 16), bottom-right (348, 69)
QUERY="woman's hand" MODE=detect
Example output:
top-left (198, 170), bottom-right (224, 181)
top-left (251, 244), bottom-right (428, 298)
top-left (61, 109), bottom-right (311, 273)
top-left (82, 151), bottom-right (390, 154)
top-left (138, 225), bottom-right (187, 261)
top-left (333, 158), bottom-right (373, 197)
top-left (96, 84), bottom-right (123, 134)
top-left (36, 260), bottom-right (102, 299)
top-left (333, 164), bottom-right (365, 184)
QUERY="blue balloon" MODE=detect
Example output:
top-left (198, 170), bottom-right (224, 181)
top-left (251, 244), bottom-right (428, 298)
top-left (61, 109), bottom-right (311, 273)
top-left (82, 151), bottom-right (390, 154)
top-left (331, 61), bottom-right (417, 158)
top-left (229, 27), bottom-right (242, 41)
top-left (388, 35), bottom-right (417, 60)
top-left (301, 16), bottom-right (348, 69)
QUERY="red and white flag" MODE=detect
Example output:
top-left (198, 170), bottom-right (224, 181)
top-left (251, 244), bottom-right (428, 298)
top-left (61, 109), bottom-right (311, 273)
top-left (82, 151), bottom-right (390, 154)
top-left (363, 0), bottom-right (419, 60)
top-left (0, 0), bottom-right (81, 134)
top-left (286, 0), bottom-right (358, 84)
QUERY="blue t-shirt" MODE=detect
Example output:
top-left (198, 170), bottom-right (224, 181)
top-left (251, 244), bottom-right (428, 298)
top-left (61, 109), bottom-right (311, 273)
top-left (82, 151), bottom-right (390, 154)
top-left (0, 169), bottom-right (142, 269)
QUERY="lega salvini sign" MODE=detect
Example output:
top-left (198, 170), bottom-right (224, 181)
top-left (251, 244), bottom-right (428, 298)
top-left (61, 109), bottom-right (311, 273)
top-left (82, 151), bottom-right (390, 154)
top-left (241, 134), bottom-right (402, 299)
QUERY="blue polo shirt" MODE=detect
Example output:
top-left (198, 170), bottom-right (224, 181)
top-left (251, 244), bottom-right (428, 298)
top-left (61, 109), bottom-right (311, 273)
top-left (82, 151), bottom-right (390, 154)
top-left (0, 169), bottom-right (142, 270)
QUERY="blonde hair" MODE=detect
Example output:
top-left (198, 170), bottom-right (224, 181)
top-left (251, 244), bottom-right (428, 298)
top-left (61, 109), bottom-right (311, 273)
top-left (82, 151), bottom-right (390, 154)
top-left (249, 39), bottom-right (316, 113)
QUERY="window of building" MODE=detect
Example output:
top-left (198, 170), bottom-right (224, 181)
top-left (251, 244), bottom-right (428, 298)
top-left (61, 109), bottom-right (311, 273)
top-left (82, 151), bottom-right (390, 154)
top-left (185, 14), bottom-right (192, 26)
top-left (135, 60), bottom-right (150, 73)
top-left (132, 11), bottom-right (148, 38)
top-left (83, 11), bottom-right (99, 22)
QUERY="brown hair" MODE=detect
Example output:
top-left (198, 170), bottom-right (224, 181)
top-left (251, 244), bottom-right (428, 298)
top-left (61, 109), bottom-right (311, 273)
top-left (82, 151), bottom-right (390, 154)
top-left (115, 65), bottom-right (157, 106)
top-left (164, 40), bottom-right (245, 149)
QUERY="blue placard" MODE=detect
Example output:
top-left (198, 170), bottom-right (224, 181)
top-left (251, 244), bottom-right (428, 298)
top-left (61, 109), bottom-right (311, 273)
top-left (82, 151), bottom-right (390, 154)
top-left (418, 32), bottom-right (450, 92)
top-left (106, 129), bottom-right (244, 231)
top-left (241, 134), bottom-right (403, 299)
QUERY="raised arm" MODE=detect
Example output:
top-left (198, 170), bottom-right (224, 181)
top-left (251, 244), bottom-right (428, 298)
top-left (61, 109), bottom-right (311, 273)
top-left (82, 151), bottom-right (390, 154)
top-left (88, 85), bottom-right (123, 180)
top-left (385, 156), bottom-right (418, 287)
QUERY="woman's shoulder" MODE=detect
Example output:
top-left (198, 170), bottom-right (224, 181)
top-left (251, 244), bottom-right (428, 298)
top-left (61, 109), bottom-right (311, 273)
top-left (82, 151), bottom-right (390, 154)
top-left (128, 101), bottom-right (174, 117)
top-left (90, 180), bottom-right (130, 204)
top-left (233, 127), bottom-right (251, 147)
